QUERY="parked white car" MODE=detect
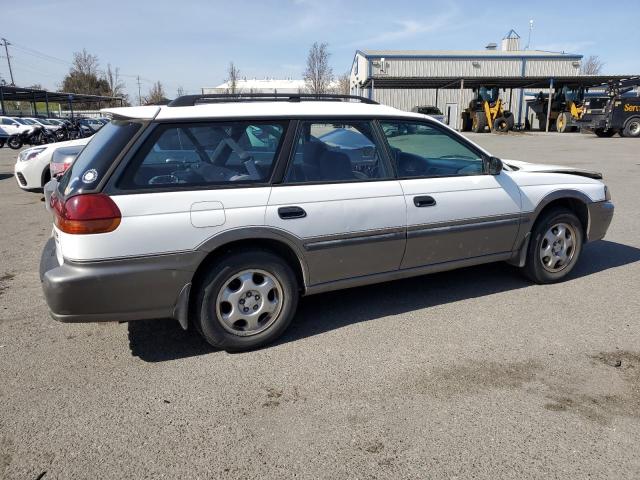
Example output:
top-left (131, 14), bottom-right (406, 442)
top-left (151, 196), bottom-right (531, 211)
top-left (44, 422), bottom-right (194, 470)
top-left (24, 117), bottom-right (60, 131)
top-left (40, 94), bottom-right (614, 351)
top-left (0, 116), bottom-right (33, 135)
top-left (14, 137), bottom-right (89, 191)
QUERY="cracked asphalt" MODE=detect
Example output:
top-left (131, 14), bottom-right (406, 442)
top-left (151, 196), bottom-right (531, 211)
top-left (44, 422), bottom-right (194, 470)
top-left (1, 132), bottom-right (639, 479)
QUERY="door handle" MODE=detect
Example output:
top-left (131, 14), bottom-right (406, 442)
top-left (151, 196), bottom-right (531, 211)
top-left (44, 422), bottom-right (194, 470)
top-left (278, 206), bottom-right (307, 219)
top-left (413, 195), bottom-right (437, 207)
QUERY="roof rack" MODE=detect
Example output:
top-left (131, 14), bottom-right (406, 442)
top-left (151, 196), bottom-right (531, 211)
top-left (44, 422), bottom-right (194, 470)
top-left (167, 93), bottom-right (378, 107)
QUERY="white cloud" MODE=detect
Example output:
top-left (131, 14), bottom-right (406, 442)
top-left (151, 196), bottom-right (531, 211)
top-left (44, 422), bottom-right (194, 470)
top-left (348, 8), bottom-right (458, 47)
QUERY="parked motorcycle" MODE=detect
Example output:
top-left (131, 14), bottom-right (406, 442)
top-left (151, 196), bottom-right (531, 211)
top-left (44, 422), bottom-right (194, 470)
top-left (7, 125), bottom-right (56, 150)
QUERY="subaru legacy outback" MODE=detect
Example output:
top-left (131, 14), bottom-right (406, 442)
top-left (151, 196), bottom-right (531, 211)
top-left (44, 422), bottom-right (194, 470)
top-left (40, 94), bottom-right (614, 351)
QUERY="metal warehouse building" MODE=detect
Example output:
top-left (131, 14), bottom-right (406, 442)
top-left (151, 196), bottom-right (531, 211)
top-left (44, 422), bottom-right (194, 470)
top-left (349, 30), bottom-right (582, 129)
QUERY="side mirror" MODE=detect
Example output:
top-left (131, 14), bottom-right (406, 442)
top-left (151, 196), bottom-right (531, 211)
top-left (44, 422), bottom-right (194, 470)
top-left (484, 156), bottom-right (503, 175)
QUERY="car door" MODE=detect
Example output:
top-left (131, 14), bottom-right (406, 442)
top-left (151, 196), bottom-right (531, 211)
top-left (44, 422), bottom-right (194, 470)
top-left (266, 119), bottom-right (406, 286)
top-left (379, 119), bottom-right (522, 269)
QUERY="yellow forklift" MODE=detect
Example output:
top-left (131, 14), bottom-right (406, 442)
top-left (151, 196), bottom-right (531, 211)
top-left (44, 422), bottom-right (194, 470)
top-left (527, 84), bottom-right (587, 132)
top-left (461, 86), bottom-right (514, 133)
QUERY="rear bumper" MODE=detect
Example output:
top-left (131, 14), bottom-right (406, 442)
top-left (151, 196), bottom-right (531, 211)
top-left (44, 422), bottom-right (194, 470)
top-left (587, 201), bottom-right (614, 242)
top-left (40, 238), bottom-right (204, 323)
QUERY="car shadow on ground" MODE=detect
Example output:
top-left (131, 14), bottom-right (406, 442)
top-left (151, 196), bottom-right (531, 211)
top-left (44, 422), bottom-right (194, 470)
top-left (0, 173), bottom-right (14, 181)
top-left (128, 240), bottom-right (640, 362)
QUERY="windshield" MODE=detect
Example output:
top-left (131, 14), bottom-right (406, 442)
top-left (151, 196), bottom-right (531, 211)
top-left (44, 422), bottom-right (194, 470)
top-left (59, 120), bottom-right (142, 196)
top-left (478, 87), bottom-right (499, 103)
top-left (22, 119), bottom-right (36, 125)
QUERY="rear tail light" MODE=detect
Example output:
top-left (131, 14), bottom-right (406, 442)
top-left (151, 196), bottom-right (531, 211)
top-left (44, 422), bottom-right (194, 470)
top-left (51, 193), bottom-right (121, 234)
top-left (50, 158), bottom-right (74, 179)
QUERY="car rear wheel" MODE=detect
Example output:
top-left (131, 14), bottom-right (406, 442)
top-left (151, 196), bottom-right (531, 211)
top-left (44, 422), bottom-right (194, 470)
top-left (195, 249), bottom-right (299, 351)
top-left (522, 208), bottom-right (583, 284)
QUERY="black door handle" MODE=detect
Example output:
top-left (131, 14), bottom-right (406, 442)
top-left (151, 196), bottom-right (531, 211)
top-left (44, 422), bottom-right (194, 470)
top-left (278, 206), bottom-right (307, 219)
top-left (413, 195), bottom-right (437, 207)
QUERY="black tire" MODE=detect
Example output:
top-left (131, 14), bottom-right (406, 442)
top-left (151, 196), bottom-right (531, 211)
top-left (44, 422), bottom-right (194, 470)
top-left (622, 117), bottom-right (640, 137)
top-left (556, 112), bottom-right (571, 133)
top-left (7, 136), bottom-right (22, 149)
top-left (594, 128), bottom-right (615, 138)
top-left (0, 139), bottom-right (4, 148)
top-left (504, 111), bottom-right (515, 130)
top-left (522, 208), bottom-right (583, 284)
top-left (471, 111), bottom-right (487, 133)
top-left (493, 116), bottom-right (510, 133)
top-left (460, 112), bottom-right (471, 132)
top-left (195, 249), bottom-right (299, 351)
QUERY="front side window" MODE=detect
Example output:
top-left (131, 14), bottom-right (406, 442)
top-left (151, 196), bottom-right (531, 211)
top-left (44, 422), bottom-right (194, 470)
top-left (380, 121), bottom-right (484, 178)
top-left (119, 121), bottom-right (286, 189)
top-left (284, 120), bottom-right (391, 183)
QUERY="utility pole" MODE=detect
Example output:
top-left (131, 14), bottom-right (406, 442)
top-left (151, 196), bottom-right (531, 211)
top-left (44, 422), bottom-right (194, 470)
top-left (1, 38), bottom-right (15, 85)
top-left (136, 75), bottom-right (142, 106)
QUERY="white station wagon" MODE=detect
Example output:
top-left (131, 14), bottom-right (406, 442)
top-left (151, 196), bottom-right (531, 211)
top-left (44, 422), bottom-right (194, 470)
top-left (40, 94), bottom-right (614, 351)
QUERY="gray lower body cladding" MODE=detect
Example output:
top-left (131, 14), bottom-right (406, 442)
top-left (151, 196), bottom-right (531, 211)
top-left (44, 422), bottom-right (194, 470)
top-left (39, 201), bottom-right (613, 324)
top-left (587, 201), bottom-right (614, 242)
top-left (40, 238), bottom-right (204, 323)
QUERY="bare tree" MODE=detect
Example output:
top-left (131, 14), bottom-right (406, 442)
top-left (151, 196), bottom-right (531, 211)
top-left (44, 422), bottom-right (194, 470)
top-left (104, 64), bottom-right (129, 105)
top-left (334, 72), bottom-right (351, 95)
top-left (303, 42), bottom-right (333, 94)
top-left (72, 49), bottom-right (100, 77)
top-left (225, 62), bottom-right (241, 94)
top-left (176, 86), bottom-right (185, 97)
top-left (581, 55), bottom-right (604, 75)
top-left (144, 81), bottom-right (167, 105)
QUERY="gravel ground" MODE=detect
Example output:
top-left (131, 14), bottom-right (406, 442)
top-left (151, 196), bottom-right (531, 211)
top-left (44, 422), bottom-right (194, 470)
top-left (1, 132), bottom-right (639, 479)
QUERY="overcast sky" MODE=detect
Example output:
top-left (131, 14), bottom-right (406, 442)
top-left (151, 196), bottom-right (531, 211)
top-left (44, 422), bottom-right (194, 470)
top-left (1, 0), bottom-right (638, 100)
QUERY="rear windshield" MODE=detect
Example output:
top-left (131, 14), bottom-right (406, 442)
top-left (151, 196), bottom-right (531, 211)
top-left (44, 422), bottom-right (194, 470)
top-left (59, 120), bottom-right (141, 196)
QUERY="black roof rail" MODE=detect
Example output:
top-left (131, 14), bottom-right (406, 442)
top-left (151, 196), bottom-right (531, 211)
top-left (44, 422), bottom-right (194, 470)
top-left (167, 93), bottom-right (378, 107)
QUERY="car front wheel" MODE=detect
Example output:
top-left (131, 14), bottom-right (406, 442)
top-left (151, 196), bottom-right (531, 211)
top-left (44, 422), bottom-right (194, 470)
top-left (522, 208), bottom-right (583, 284)
top-left (195, 249), bottom-right (299, 351)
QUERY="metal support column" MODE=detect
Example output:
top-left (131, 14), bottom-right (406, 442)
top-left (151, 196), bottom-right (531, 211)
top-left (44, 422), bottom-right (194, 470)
top-left (370, 78), bottom-right (374, 101)
top-left (0, 85), bottom-right (4, 115)
top-left (435, 88), bottom-right (439, 110)
top-left (45, 92), bottom-right (50, 117)
top-left (457, 79), bottom-right (464, 131)
top-left (545, 78), bottom-right (554, 133)
top-left (32, 92), bottom-right (37, 116)
top-left (68, 95), bottom-right (74, 119)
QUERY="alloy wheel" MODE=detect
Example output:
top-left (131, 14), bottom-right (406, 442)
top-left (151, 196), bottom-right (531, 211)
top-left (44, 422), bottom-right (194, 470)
top-left (539, 222), bottom-right (577, 272)
top-left (215, 269), bottom-right (284, 336)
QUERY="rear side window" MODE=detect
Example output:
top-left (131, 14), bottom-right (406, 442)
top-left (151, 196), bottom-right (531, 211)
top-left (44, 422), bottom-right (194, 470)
top-left (59, 120), bottom-right (142, 196)
top-left (118, 121), bottom-right (286, 189)
top-left (284, 120), bottom-right (391, 183)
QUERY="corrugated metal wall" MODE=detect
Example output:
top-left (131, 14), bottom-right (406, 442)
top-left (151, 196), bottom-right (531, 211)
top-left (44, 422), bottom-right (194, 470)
top-left (351, 55), bottom-right (582, 125)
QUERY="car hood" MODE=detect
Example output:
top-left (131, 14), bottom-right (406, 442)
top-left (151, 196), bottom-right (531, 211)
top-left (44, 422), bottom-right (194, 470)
top-left (502, 159), bottom-right (603, 179)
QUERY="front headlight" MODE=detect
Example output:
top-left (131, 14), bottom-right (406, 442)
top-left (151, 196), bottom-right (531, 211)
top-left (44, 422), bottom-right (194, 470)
top-left (19, 147), bottom-right (47, 162)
